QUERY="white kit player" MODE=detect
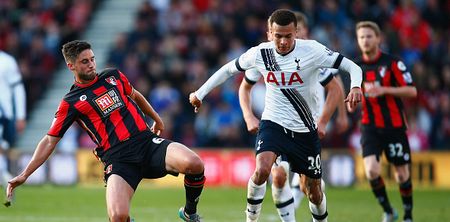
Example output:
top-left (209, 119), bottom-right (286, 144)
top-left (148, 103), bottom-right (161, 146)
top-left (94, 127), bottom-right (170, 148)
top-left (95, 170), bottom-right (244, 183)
top-left (189, 9), bottom-right (362, 222)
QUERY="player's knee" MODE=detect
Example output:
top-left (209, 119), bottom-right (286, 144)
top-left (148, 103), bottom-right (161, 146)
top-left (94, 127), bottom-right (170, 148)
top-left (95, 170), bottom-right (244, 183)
top-left (108, 208), bottom-right (129, 222)
top-left (186, 154), bottom-right (204, 174)
top-left (254, 166), bottom-right (271, 183)
top-left (365, 168), bottom-right (380, 180)
top-left (272, 167), bottom-right (287, 188)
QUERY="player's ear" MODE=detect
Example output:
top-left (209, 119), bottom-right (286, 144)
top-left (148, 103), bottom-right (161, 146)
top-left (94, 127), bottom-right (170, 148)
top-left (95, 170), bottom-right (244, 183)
top-left (67, 62), bottom-right (74, 71)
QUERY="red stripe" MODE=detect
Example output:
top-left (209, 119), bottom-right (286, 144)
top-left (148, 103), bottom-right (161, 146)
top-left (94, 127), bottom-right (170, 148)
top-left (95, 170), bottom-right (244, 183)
top-left (110, 110), bottom-right (130, 141)
top-left (48, 100), bottom-right (70, 136)
top-left (116, 77), bottom-right (147, 131)
top-left (361, 97), bottom-right (369, 124)
top-left (391, 61), bottom-right (407, 86)
top-left (368, 97), bottom-right (385, 127)
top-left (184, 177), bottom-right (206, 186)
top-left (383, 70), bottom-right (403, 128)
top-left (74, 100), bottom-right (111, 150)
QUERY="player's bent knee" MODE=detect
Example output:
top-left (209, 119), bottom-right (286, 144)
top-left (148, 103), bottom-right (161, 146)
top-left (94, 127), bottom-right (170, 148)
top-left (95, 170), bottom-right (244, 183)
top-left (254, 166), bottom-right (271, 183)
top-left (272, 167), bottom-right (287, 188)
top-left (365, 168), bottom-right (381, 180)
top-left (308, 189), bottom-right (323, 205)
top-left (187, 154), bottom-right (204, 174)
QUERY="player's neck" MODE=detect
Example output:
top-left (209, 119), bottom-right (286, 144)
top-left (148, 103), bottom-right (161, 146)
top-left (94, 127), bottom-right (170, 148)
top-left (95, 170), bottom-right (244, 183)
top-left (362, 48), bottom-right (381, 62)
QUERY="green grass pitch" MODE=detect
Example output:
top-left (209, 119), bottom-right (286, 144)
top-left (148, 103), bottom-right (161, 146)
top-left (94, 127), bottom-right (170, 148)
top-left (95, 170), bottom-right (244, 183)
top-left (1, 185), bottom-right (449, 221)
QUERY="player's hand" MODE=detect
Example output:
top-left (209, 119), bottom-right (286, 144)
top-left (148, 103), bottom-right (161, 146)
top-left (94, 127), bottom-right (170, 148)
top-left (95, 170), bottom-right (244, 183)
top-left (317, 120), bottom-right (327, 139)
top-left (5, 174), bottom-right (27, 207)
top-left (365, 86), bottom-right (385, 97)
top-left (244, 115), bottom-right (260, 134)
top-left (151, 120), bottom-right (165, 136)
top-left (189, 92), bottom-right (202, 113)
top-left (344, 87), bottom-right (362, 110)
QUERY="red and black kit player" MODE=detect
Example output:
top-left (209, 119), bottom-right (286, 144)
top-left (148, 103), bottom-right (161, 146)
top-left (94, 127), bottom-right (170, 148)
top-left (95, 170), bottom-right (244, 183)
top-left (351, 21), bottom-right (417, 222)
top-left (7, 40), bottom-right (205, 222)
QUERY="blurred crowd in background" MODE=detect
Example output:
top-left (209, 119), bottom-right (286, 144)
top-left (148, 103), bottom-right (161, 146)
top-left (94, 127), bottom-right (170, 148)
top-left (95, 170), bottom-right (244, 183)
top-left (1, 0), bottom-right (449, 151)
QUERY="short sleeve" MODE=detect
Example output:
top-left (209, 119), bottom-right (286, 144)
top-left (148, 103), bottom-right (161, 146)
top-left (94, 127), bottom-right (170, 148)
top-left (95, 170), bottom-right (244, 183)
top-left (237, 46), bottom-right (258, 71)
top-left (244, 68), bottom-right (262, 84)
top-left (318, 68), bottom-right (335, 86)
top-left (391, 59), bottom-right (414, 86)
top-left (47, 100), bottom-right (77, 137)
top-left (118, 70), bottom-right (133, 95)
top-left (312, 41), bottom-right (344, 69)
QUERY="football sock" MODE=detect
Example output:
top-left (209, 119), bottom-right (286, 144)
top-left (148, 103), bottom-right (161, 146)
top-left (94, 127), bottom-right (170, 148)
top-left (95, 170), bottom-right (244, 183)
top-left (399, 177), bottom-right (413, 220)
top-left (246, 179), bottom-right (266, 222)
top-left (309, 192), bottom-right (328, 222)
top-left (184, 172), bottom-right (205, 214)
top-left (290, 173), bottom-right (304, 209)
top-left (369, 176), bottom-right (393, 214)
top-left (272, 180), bottom-right (295, 222)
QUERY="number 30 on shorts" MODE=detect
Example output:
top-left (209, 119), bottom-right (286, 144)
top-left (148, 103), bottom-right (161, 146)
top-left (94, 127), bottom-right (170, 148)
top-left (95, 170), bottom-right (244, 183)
top-left (307, 154), bottom-right (321, 171)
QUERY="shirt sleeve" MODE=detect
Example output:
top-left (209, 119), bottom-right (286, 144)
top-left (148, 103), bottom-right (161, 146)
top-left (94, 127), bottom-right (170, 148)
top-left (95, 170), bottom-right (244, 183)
top-left (118, 70), bottom-right (133, 95)
top-left (244, 68), bottom-right (262, 85)
top-left (47, 100), bottom-right (77, 137)
top-left (236, 46), bottom-right (258, 71)
top-left (318, 68), bottom-right (335, 86)
top-left (312, 40), bottom-right (344, 69)
top-left (391, 59), bottom-right (414, 86)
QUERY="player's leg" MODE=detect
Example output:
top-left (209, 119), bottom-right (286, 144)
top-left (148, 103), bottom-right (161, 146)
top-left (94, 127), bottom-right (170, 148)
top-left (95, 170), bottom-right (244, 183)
top-left (271, 158), bottom-right (295, 222)
top-left (165, 142), bottom-right (204, 221)
top-left (394, 164), bottom-right (412, 222)
top-left (290, 172), bottom-right (304, 209)
top-left (301, 175), bottom-right (327, 222)
top-left (0, 120), bottom-right (12, 189)
top-left (246, 151), bottom-right (277, 222)
top-left (106, 174), bottom-right (134, 222)
top-left (388, 131), bottom-right (413, 222)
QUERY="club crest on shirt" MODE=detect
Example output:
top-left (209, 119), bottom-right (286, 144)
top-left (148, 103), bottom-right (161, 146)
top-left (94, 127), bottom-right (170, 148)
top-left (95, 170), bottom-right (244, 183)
top-left (105, 76), bottom-right (117, 85)
top-left (294, 58), bottom-right (301, 70)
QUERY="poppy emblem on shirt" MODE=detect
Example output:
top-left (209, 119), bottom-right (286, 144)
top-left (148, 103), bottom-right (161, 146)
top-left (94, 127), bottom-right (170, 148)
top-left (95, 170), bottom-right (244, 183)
top-left (80, 95), bottom-right (87, 101)
top-left (105, 76), bottom-right (117, 85)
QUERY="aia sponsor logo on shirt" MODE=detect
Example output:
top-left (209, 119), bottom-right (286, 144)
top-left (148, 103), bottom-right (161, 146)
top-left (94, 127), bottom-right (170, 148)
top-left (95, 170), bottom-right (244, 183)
top-left (94, 89), bottom-right (124, 116)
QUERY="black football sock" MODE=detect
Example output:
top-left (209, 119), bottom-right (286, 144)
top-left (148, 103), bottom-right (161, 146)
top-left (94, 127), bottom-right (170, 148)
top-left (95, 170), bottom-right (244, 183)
top-left (184, 172), bottom-right (205, 215)
top-left (399, 177), bottom-right (413, 220)
top-left (369, 176), bottom-right (393, 214)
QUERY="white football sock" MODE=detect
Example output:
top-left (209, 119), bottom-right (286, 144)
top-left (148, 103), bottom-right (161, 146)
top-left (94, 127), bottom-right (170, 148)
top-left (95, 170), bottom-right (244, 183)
top-left (309, 192), bottom-right (328, 222)
top-left (272, 180), bottom-right (296, 222)
top-left (246, 179), bottom-right (266, 222)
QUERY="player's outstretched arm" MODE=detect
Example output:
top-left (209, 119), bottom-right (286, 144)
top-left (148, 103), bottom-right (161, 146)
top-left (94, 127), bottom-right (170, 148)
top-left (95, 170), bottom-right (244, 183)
top-left (334, 75), bottom-right (349, 133)
top-left (190, 59), bottom-right (243, 113)
top-left (238, 79), bottom-right (259, 134)
top-left (130, 88), bottom-right (164, 135)
top-left (6, 135), bottom-right (60, 206)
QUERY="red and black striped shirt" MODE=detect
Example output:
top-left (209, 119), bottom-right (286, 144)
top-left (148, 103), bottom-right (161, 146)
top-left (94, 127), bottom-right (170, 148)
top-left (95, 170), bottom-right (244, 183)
top-left (356, 52), bottom-right (414, 130)
top-left (48, 68), bottom-right (148, 153)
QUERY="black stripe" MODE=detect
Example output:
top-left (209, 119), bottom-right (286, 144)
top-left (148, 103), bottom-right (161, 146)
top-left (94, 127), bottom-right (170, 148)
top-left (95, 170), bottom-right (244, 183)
top-left (268, 49), bottom-right (281, 71)
top-left (247, 198), bottom-right (264, 205)
top-left (320, 74), bottom-right (334, 86)
top-left (332, 54), bottom-right (344, 69)
top-left (275, 198), bottom-right (294, 208)
top-left (260, 49), bottom-right (272, 71)
top-left (312, 211), bottom-right (328, 220)
top-left (235, 57), bottom-right (245, 72)
top-left (244, 76), bottom-right (257, 85)
top-left (280, 88), bottom-right (315, 131)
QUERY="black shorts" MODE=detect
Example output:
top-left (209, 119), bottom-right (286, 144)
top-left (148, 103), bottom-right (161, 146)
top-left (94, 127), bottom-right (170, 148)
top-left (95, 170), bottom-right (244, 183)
top-left (98, 130), bottom-right (173, 190)
top-left (361, 127), bottom-right (411, 165)
top-left (255, 120), bottom-right (322, 179)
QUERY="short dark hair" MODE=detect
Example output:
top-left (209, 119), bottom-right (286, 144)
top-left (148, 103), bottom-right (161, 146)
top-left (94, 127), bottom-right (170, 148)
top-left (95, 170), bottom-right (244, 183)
top-left (269, 9), bottom-right (297, 27)
top-left (62, 40), bottom-right (92, 63)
